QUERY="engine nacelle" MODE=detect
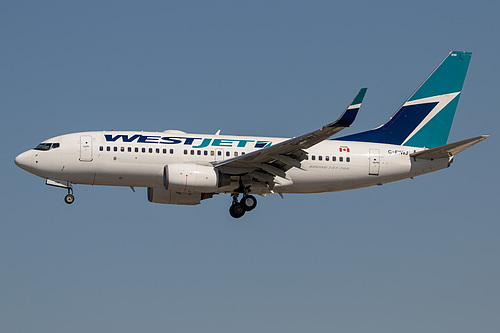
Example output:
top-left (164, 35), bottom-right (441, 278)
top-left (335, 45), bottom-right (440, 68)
top-left (147, 187), bottom-right (214, 205)
top-left (164, 163), bottom-right (230, 193)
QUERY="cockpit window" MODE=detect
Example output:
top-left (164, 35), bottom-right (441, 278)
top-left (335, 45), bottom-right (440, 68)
top-left (35, 143), bottom-right (49, 150)
top-left (35, 142), bottom-right (61, 151)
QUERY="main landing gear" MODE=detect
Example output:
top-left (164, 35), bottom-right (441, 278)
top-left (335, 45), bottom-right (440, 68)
top-left (229, 193), bottom-right (257, 218)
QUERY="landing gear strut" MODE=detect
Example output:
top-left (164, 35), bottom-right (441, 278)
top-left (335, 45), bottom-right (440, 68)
top-left (46, 179), bottom-right (75, 205)
top-left (228, 193), bottom-right (257, 218)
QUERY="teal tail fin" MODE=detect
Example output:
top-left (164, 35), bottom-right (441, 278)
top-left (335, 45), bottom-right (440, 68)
top-left (338, 51), bottom-right (472, 148)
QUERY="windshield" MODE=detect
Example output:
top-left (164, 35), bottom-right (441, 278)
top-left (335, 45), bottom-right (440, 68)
top-left (34, 142), bottom-right (60, 151)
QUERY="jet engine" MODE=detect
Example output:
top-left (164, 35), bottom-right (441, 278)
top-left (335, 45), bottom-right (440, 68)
top-left (164, 163), bottom-right (231, 193)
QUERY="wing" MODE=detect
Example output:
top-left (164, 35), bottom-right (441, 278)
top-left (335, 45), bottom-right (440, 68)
top-left (214, 88), bottom-right (367, 179)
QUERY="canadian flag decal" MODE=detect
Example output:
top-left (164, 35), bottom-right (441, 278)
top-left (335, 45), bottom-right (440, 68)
top-left (339, 146), bottom-right (350, 153)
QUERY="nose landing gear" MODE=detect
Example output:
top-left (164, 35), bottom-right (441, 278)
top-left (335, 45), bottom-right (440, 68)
top-left (229, 193), bottom-right (257, 218)
top-left (45, 179), bottom-right (75, 205)
top-left (64, 187), bottom-right (75, 204)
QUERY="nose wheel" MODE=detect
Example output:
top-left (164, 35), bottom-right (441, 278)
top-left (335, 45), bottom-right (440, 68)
top-left (64, 193), bottom-right (75, 204)
top-left (64, 186), bottom-right (75, 204)
top-left (229, 193), bottom-right (257, 218)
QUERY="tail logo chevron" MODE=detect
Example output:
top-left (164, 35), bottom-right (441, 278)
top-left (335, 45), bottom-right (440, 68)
top-left (338, 51), bottom-right (472, 148)
top-left (401, 92), bottom-right (460, 146)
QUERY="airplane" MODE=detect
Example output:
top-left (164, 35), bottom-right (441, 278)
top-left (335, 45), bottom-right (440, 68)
top-left (15, 51), bottom-right (489, 218)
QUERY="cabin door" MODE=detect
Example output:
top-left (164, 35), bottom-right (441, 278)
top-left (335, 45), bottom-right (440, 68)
top-left (368, 149), bottom-right (380, 175)
top-left (80, 135), bottom-right (93, 162)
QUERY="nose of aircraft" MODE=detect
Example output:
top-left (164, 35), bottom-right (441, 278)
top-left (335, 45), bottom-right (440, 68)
top-left (15, 150), bottom-right (33, 172)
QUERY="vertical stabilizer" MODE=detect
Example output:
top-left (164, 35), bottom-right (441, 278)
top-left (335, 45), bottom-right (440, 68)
top-left (338, 51), bottom-right (472, 148)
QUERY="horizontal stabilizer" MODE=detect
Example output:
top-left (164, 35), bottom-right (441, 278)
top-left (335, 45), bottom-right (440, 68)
top-left (410, 135), bottom-right (489, 160)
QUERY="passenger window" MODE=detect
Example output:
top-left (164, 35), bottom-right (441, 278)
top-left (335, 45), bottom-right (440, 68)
top-left (234, 152), bottom-right (238, 157)
top-left (190, 150), bottom-right (195, 155)
top-left (332, 156), bottom-right (336, 161)
top-left (156, 148), bottom-right (160, 153)
top-left (142, 148), bottom-right (146, 153)
top-left (114, 147), bottom-right (118, 152)
top-left (339, 157), bottom-right (343, 162)
top-left (99, 146), bottom-right (103, 151)
top-left (325, 156), bottom-right (329, 161)
top-left (163, 149), bottom-right (167, 154)
top-left (121, 147), bottom-right (125, 152)
top-left (312, 155), bottom-right (316, 161)
top-left (135, 147), bottom-right (139, 153)
top-left (217, 151), bottom-right (222, 156)
top-left (204, 151), bottom-right (208, 156)
top-left (184, 149), bottom-right (188, 155)
top-left (319, 156), bottom-right (322, 161)
top-left (197, 150), bottom-right (201, 155)
top-left (149, 148), bottom-right (153, 153)
top-left (128, 147), bottom-right (132, 152)
top-left (226, 151), bottom-right (230, 157)
top-left (305, 155), bottom-right (309, 160)
top-left (170, 149), bottom-right (174, 154)
top-left (346, 157), bottom-right (350, 162)
top-left (107, 146), bottom-right (111, 152)
top-left (211, 151), bottom-right (215, 156)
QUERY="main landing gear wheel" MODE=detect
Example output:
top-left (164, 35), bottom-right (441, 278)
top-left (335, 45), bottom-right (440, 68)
top-left (229, 203), bottom-right (245, 218)
top-left (228, 192), bottom-right (258, 218)
top-left (64, 194), bottom-right (75, 204)
top-left (241, 195), bottom-right (257, 211)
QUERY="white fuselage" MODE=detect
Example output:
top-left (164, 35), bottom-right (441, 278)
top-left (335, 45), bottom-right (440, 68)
top-left (15, 130), bottom-right (451, 195)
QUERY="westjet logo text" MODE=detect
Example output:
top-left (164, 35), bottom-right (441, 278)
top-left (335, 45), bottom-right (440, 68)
top-left (104, 134), bottom-right (272, 149)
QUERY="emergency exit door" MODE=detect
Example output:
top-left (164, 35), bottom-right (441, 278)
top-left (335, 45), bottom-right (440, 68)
top-left (215, 148), bottom-right (224, 162)
top-left (80, 135), bottom-right (93, 162)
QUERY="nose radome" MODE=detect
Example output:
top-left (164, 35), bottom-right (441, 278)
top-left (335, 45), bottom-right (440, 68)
top-left (15, 150), bottom-right (32, 171)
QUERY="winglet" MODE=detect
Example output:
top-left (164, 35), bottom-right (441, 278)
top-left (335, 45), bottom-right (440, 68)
top-left (332, 88), bottom-right (367, 127)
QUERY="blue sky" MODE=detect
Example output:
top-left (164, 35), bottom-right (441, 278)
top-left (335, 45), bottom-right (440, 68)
top-left (2, 1), bottom-right (499, 332)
